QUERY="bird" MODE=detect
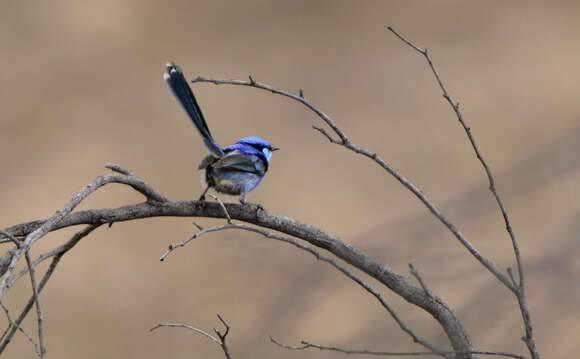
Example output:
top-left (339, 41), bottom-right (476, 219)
top-left (163, 62), bottom-right (278, 204)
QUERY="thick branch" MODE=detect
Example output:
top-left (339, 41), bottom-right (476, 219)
top-left (3, 195), bottom-right (472, 356)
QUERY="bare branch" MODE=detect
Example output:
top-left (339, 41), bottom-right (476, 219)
top-left (160, 223), bottom-right (234, 261)
top-left (1, 178), bottom-right (473, 354)
top-left (0, 300), bottom-right (40, 357)
top-left (409, 263), bottom-right (433, 298)
top-left (192, 75), bottom-right (348, 144)
top-left (214, 314), bottom-right (233, 359)
top-left (162, 220), bottom-right (441, 353)
top-left (387, 25), bottom-right (524, 289)
top-left (387, 26), bottom-right (538, 359)
top-left (151, 315), bottom-right (234, 359)
top-left (150, 323), bottom-right (221, 345)
top-left (208, 194), bottom-right (233, 224)
top-left (271, 338), bottom-right (528, 359)
top-left (24, 250), bottom-right (45, 358)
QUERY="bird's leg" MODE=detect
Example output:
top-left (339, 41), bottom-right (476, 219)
top-left (198, 185), bottom-right (210, 201)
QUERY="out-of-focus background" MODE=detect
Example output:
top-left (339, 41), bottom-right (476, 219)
top-left (1, 1), bottom-right (579, 358)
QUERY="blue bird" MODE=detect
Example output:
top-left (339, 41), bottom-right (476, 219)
top-left (163, 63), bottom-right (278, 204)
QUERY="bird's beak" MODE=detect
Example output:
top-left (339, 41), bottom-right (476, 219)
top-left (271, 146), bottom-right (280, 151)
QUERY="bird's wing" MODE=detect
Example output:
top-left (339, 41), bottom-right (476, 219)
top-left (213, 153), bottom-right (266, 176)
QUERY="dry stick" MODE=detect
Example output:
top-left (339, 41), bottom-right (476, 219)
top-left (214, 314), bottom-right (233, 359)
top-left (150, 323), bottom-right (222, 345)
top-left (386, 26), bottom-right (538, 359)
top-left (271, 338), bottom-right (528, 359)
top-left (163, 221), bottom-right (441, 354)
top-left (0, 299), bottom-right (40, 356)
top-left (0, 225), bottom-right (101, 355)
top-left (208, 194), bottom-right (233, 224)
top-left (386, 26), bottom-right (524, 289)
top-left (24, 250), bottom-right (45, 359)
top-left (0, 230), bottom-right (43, 358)
top-left (150, 314), bottom-right (234, 359)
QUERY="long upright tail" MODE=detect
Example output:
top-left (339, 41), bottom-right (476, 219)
top-left (163, 63), bottom-right (224, 157)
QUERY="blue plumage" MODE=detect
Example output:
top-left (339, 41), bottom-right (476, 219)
top-left (164, 63), bottom-right (278, 204)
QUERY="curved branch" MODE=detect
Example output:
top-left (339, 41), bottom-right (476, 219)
top-left (191, 72), bottom-right (514, 294)
top-left (1, 168), bottom-right (473, 357)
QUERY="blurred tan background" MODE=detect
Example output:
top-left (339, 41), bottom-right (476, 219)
top-left (1, 0), bottom-right (579, 358)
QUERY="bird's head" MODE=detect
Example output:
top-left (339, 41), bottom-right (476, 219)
top-left (236, 136), bottom-right (279, 162)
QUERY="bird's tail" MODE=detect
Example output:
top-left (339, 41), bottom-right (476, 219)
top-left (164, 63), bottom-right (224, 157)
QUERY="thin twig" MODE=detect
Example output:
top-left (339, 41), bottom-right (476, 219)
top-left (409, 264), bottom-right (433, 298)
top-left (160, 224), bottom-right (234, 261)
top-left (387, 25), bottom-right (538, 359)
top-left (214, 314), bottom-right (233, 359)
top-left (151, 315), bottom-right (234, 359)
top-left (271, 338), bottom-right (528, 359)
top-left (7, 225), bottom-right (101, 289)
top-left (150, 323), bottom-right (221, 345)
top-left (208, 194), bottom-right (233, 224)
top-left (163, 221), bottom-right (440, 353)
top-left (192, 75), bottom-right (348, 144)
top-left (0, 299), bottom-right (40, 356)
top-left (24, 250), bottom-right (45, 358)
top-left (387, 25), bottom-right (524, 289)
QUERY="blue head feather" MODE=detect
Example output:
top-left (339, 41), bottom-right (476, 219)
top-left (224, 136), bottom-right (278, 163)
top-left (237, 136), bottom-right (273, 148)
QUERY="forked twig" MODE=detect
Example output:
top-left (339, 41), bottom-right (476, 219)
top-left (151, 314), bottom-right (234, 359)
top-left (24, 250), bottom-right (45, 358)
